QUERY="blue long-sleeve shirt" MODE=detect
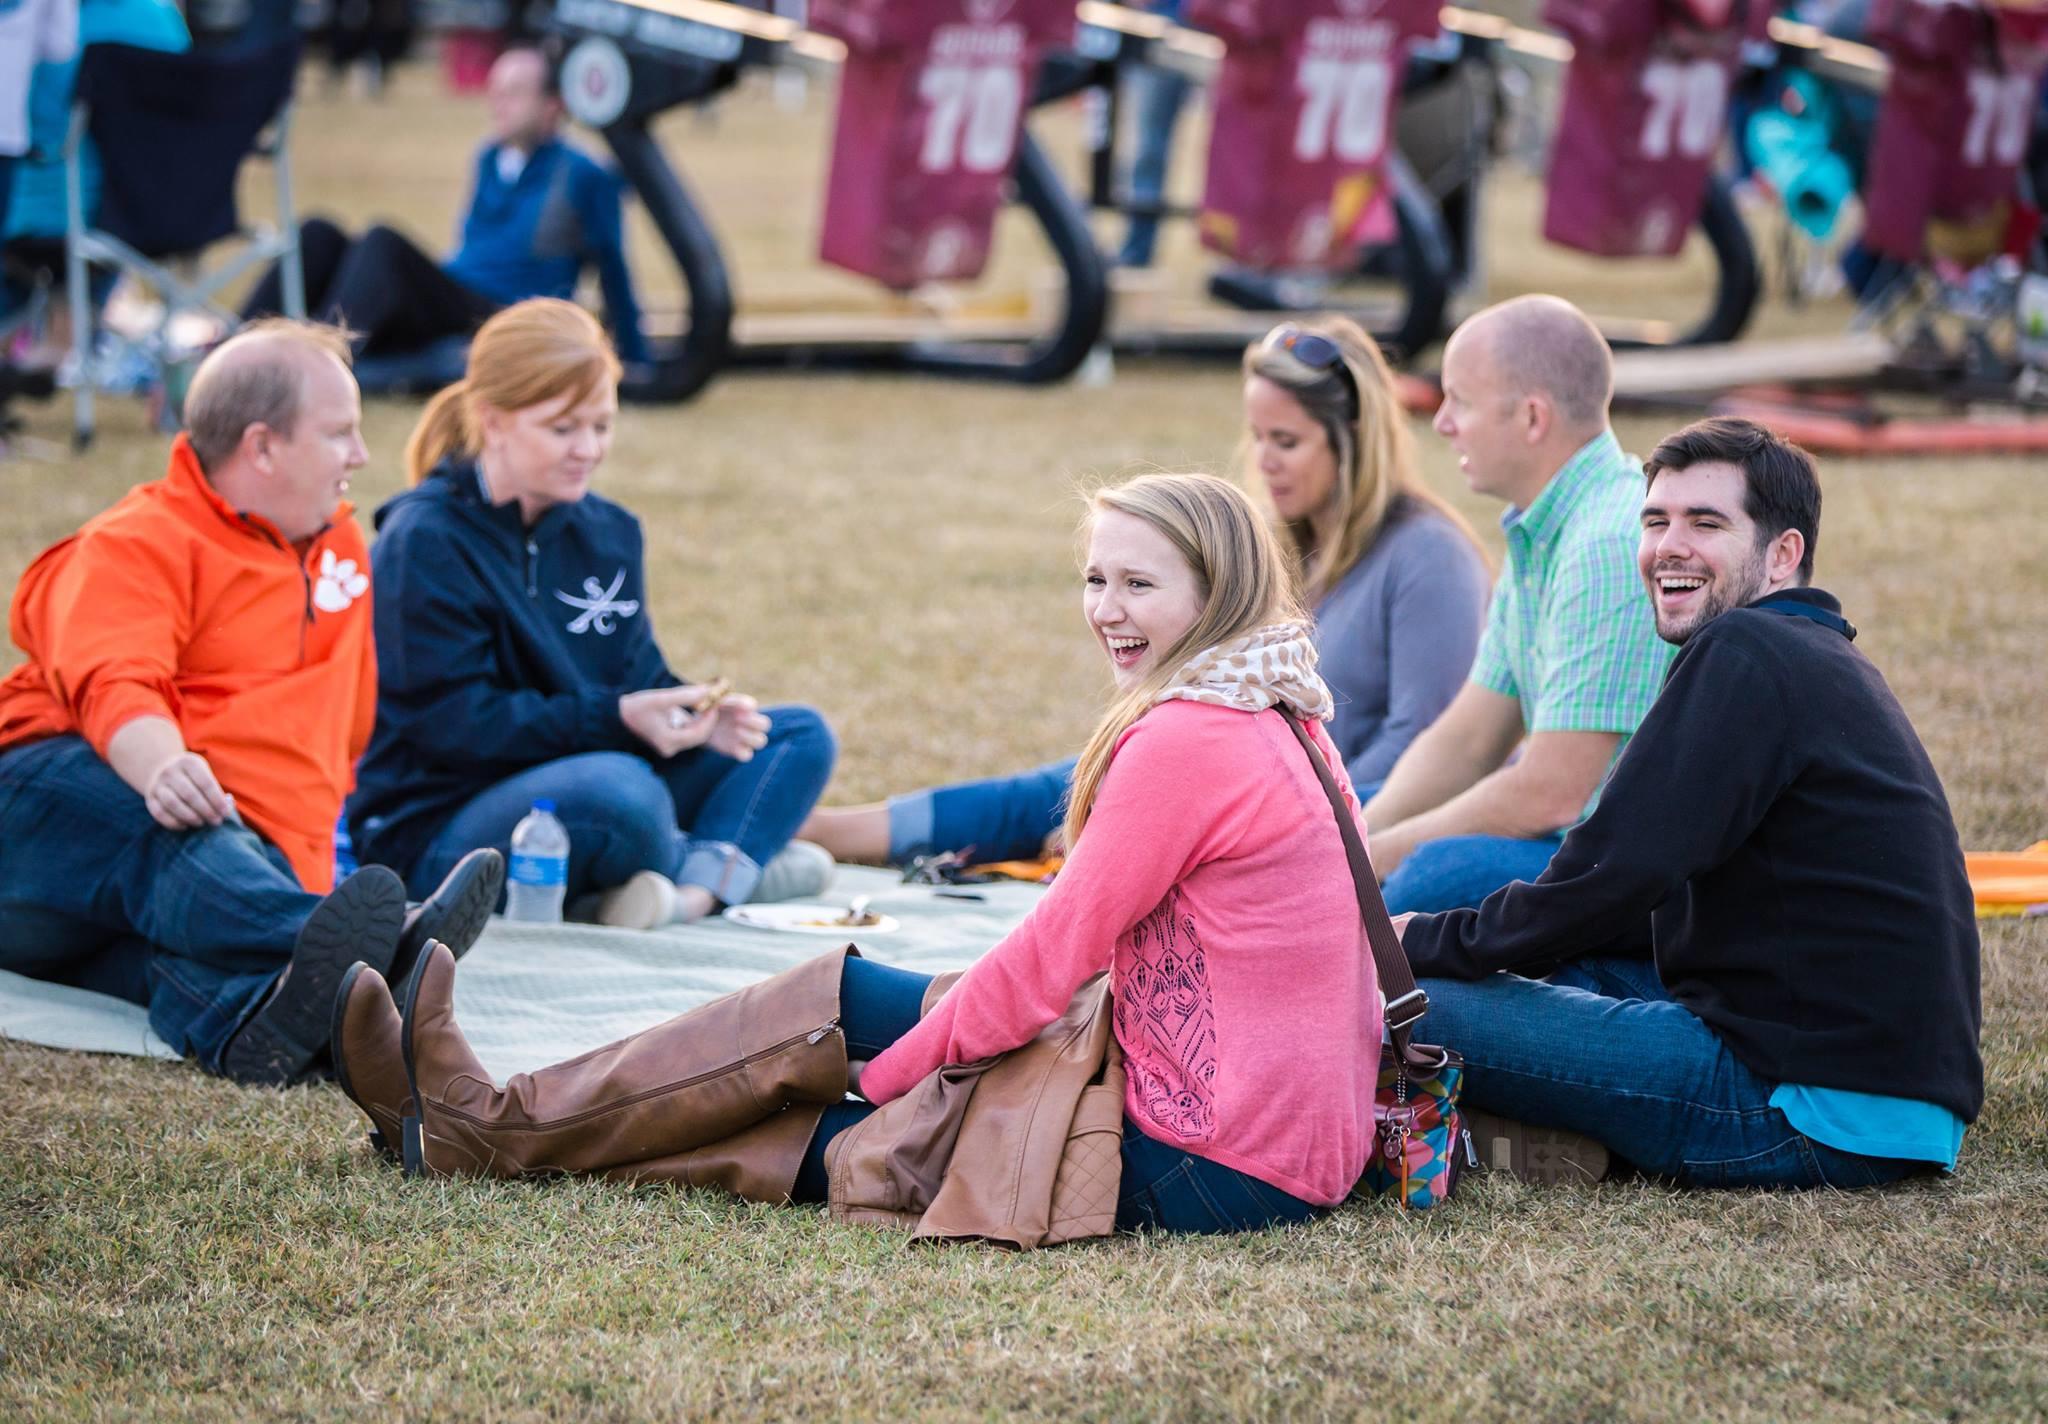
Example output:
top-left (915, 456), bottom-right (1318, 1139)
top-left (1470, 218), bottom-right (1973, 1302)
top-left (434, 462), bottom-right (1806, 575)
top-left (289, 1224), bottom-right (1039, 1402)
top-left (441, 138), bottom-right (649, 363)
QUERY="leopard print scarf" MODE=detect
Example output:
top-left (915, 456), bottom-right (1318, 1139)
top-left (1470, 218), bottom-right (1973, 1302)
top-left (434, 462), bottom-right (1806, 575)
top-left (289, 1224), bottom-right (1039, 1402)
top-left (1155, 621), bottom-right (1334, 722)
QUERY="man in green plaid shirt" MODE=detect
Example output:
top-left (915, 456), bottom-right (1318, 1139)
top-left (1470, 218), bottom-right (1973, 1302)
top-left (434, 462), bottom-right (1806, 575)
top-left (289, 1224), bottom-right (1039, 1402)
top-left (1363, 296), bottom-right (1672, 913)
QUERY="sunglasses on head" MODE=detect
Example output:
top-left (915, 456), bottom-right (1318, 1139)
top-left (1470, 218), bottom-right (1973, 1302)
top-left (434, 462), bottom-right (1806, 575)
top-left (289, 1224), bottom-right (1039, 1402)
top-left (1263, 324), bottom-right (1360, 414)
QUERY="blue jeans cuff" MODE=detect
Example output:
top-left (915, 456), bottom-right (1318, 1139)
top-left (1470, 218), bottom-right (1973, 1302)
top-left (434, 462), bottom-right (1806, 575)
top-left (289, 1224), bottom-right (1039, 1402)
top-left (886, 792), bottom-right (937, 865)
top-left (678, 841), bottom-right (761, 906)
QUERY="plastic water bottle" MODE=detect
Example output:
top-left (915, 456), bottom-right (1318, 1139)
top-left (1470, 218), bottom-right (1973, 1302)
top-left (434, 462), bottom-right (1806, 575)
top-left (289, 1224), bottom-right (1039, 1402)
top-left (505, 800), bottom-right (570, 923)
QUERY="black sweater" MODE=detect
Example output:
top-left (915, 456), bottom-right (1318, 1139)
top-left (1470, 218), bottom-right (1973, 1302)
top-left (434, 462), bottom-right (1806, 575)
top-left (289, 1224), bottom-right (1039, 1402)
top-left (1403, 589), bottom-right (1983, 1121)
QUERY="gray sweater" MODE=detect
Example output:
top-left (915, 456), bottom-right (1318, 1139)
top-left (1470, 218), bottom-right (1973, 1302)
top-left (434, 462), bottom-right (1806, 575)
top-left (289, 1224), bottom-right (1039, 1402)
top-left (1316, 501), bottom-right (1491, 787)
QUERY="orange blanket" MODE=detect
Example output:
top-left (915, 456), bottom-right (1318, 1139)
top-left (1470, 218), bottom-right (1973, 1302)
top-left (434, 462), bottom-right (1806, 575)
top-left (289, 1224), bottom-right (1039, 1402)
top-left (1965, 841), bottom-right (2048, 918)
top-left (965, 856), bottom-right (1065, 884)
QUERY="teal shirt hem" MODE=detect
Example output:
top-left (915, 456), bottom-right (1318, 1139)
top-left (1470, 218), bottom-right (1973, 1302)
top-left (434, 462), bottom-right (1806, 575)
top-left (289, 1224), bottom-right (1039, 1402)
top-left (1770, 1084), bottom-right (1965, 1170)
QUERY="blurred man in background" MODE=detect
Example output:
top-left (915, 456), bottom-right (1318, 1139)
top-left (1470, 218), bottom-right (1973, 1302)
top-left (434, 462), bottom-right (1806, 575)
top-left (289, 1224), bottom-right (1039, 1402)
top-left (242, 45), bottom-right (648, 365)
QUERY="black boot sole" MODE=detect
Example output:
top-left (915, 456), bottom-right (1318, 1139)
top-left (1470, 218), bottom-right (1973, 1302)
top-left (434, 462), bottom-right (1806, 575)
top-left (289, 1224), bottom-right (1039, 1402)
top-left (393, 848), bottom-right (505, 983)
top-left (223, 866), bottom-right (406, 1086)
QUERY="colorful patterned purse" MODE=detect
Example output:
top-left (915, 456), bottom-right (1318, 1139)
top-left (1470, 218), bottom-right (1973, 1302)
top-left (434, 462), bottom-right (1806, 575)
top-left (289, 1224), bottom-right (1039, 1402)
top-left (1284, 716), bottom-right (1470, 1210)
top-left (1357, 1047), bottom-right (1469, 1208)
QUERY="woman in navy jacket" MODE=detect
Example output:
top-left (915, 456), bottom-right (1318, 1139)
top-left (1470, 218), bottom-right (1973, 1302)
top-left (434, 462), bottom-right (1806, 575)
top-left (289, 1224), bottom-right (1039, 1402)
top-left (346, 300), bottom-right (836, 927)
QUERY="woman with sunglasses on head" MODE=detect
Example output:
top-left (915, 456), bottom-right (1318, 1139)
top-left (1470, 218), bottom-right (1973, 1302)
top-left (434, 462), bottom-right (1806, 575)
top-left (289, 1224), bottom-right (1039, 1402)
top-left (801, 316), bottom-right (1491, 868)
top-left (333, 473), bottom-right (1383, 1234)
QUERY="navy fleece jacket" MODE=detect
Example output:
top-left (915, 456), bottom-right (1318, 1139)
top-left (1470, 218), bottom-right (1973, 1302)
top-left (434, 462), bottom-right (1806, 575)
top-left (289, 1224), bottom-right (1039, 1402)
top-left (346, 459), bottom-right (681, 877)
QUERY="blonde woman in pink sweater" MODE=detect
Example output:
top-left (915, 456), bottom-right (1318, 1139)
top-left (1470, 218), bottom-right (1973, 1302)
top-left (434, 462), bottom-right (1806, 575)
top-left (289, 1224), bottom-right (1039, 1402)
top-left (333, 473), bottom-right (1384, 1233)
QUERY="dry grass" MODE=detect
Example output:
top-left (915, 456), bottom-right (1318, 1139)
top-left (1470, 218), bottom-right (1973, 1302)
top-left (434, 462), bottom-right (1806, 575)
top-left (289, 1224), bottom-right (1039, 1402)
top-left (3, 58), bottom-right (2047, 1423)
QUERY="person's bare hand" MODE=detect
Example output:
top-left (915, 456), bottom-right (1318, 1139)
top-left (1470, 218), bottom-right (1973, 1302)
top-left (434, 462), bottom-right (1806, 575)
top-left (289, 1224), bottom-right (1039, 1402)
top-left (619, 685), bottom-right (726, 758)
top-left (704, 696), bottom-right (770, 762)
top-left (144, 751), bottom-right (233, 830)
top-left (1369, 824), bottom-right (1417, 882)
top-left (1390, 911), bottom-right (1417, 943)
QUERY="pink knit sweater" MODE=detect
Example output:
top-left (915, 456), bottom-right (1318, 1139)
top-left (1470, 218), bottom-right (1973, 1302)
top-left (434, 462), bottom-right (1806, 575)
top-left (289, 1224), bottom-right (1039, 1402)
top-left (861, 700), bottom-right (1383, 1207)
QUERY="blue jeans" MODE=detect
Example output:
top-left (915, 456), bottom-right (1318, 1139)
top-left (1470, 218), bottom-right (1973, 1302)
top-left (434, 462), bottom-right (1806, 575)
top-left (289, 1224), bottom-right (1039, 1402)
top-left (1418, 957), bottom-right (1928, 1189)
top-left (791, 957), bottom-right (1321, 1233)
top-left (1116, 62), bottom-right (1192, 268)
top-left (411, 704), bottom-right (836, 905)
top-left (1381, 833), bottom-right (1565, 914)
top-left (888, 755), bottom-right (1077, 865)
top-left (0, 736), bottom-right (320, 1071)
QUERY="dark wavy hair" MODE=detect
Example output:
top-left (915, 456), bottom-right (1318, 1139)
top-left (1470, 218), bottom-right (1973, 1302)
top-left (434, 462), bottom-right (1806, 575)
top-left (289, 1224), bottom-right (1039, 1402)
top-left (1644, 416), bottom-right (1822, 584)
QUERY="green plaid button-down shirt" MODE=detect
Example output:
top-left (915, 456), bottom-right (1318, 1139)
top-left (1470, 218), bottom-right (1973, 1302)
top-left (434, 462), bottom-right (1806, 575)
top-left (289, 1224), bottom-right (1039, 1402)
top-left (1469, 431), bottom-right (1673, 813)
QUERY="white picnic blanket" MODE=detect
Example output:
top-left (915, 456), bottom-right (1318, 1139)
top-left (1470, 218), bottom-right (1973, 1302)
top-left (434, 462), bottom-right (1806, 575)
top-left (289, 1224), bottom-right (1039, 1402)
top-left (0, 867), bottom-right (1042, 1080)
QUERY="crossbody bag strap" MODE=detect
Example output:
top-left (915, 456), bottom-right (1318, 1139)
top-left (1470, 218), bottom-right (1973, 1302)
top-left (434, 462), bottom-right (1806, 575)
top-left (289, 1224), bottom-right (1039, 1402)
top-left (1281, 712), bottom-right (1444, 1075)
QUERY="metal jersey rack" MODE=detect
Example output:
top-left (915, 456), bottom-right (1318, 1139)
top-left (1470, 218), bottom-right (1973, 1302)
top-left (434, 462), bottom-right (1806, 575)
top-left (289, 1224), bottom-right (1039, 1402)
top-left (546, 0), bottom-right (1799, 404)
top-left (539, 0), bottom-right (2042, 440)
top-left (547, 0), bottom-right (1107, 403)
top-left (1047, 3), bottom-right (1456, 363)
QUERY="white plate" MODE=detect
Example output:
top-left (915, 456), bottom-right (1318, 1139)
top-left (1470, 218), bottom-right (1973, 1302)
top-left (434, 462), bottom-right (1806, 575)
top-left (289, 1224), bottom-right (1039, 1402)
top-left (722, 904), bottom-right (901, 935)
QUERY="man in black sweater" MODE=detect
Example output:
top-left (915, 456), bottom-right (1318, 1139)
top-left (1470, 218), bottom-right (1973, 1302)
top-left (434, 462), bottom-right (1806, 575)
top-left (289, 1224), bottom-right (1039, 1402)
top-left (1397, 417), bottom-right (1981, 1189)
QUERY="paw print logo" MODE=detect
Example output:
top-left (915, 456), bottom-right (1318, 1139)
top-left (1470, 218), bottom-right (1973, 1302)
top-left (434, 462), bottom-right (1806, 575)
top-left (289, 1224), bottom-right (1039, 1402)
top-left (313, 550), bottom-right (369, 613)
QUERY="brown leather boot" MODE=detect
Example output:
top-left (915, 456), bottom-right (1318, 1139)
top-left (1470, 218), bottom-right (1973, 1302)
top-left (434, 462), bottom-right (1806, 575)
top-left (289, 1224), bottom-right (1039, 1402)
top-left (599, 1105), bottom-right (829, 1204)
top-left (399, 942), bottom-right (851, 1179)
top-left (330, 961), bottom-right (411, 1162)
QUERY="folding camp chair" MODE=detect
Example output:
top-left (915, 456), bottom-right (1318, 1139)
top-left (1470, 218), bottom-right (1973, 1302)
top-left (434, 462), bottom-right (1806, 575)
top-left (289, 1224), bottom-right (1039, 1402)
top-left (64, 37), bottom-right (306, 449)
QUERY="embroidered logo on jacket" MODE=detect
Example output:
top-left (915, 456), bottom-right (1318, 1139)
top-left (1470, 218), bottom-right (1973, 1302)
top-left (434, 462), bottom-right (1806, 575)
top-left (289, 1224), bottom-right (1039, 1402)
top-left (1117, 888), bottom-right (1219, 1143)
top-left (312, 550), bottom-right (369, 613)
top-left (555, 569), bottom-right (641, 635)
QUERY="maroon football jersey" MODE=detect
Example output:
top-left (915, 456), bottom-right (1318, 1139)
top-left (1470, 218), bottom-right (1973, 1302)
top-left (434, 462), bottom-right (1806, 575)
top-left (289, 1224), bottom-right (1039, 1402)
top-left (1188, 0), bottom-right (1442, 270)
top-left (1863, 0), bottom-right (2048, 263)
top-left (811, 0), bottom-right (1076, 289)
top-left (1542, 0), bottom-right (1770, 257)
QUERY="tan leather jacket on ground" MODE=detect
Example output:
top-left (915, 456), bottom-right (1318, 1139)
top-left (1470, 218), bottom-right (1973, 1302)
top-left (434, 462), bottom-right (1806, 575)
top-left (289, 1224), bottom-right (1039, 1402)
top-left (825, 970), bottom-right (1126, 1248)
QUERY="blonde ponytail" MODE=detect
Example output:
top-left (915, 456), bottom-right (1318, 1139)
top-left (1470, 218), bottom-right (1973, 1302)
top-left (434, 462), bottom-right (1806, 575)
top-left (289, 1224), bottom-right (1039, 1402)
top-left (404, 379), bottom-right (475, 485)
top-left (401, 299), bottom-right (622, 486)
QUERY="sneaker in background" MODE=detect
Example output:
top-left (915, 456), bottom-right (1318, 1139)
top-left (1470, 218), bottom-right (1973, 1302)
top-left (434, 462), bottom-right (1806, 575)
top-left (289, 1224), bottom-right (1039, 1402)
top-left (749, 840), bottom-right (835, 904)
top-left (1463, 1110), bottom-right (1610, 1185)
top-left (573, 869), bottom-right (678, 931)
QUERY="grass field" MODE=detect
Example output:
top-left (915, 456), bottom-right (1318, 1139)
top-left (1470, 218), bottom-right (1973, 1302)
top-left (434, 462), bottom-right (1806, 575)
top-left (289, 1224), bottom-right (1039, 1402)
top-left (3, 54), bottom-right (2047, 1423)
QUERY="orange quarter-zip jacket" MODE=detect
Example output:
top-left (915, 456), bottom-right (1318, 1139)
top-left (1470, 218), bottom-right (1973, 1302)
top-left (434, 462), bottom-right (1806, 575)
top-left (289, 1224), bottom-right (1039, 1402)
top-left (0, 435), bottom-right (376, 892)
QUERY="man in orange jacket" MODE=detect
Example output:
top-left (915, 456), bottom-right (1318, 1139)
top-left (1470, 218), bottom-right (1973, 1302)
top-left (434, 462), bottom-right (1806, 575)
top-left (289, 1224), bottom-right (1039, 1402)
top-left (0, 321), bottom-right (500, 1084)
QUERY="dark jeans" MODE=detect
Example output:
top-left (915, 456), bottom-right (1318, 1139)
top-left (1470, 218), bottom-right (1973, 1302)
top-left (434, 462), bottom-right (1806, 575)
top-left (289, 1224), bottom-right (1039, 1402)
top-left (410, 706), bottom-right (838, 906)
top-left (0, 736), bottom-right (320, 1071)
top-left (243, 217), bottom-right (498, 356)
top-left (1420, 956), bottom-right (1930, 1189)
top-left (320, 0), bottom-right (416, 68)
top-left (789, 957), bottom-right (1322, 1234)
